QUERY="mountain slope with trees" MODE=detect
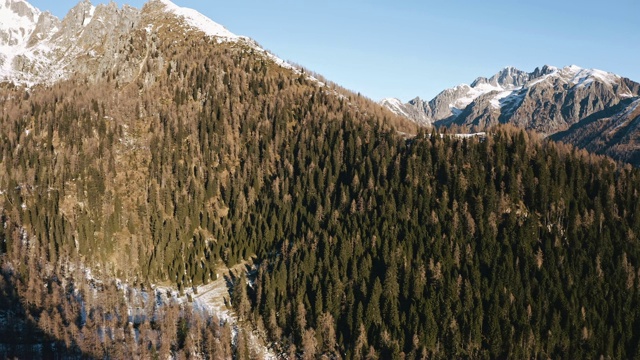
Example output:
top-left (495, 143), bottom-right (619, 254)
top-left (1, 0), bottom-right (640, 359)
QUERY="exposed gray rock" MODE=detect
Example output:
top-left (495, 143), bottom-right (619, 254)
top-left (472, 66), bottom-right (530, 88)
top-left (0, 0), bottom-right (256, 87)
top-left (381, 65), bottom-right (550, 125)
top-left (551, 97), bottom-right (640, 165)
top-left (428, 84), bottom-right (474, 121)
top-left (1, 0), bottom-right (142, 85)
top-left (383, 65), bottom-right (640, 135)
top-left (0, 0), bottom-right (39, 46)
top-left (380, 97), bottom-right (432, 126)
top-left (382, 65), bottom-right (640, 164)
top-left (27, 12), bottom-right (60, 47)
top-left (408, 96), bottom-right (431, 114)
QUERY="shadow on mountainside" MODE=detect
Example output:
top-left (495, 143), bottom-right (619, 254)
top-left (0, 264), bottom-right (86, 359)
top-left (550, 98), bottom-right (636, 147)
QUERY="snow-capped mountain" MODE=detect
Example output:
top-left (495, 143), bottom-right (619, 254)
top-left (384, 65), bottom-right (640, 135)
top-left (0, 0), bottom-right (138, 85)
top-left (0, 0), bottom-right (294, 87)
top-left (380, 97), bottom-right (431, 126)
top-left (0, 0), bottom-right (56, 83)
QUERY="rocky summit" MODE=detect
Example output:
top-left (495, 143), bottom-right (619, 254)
top-left (0, 0), bottom-right (265, 87)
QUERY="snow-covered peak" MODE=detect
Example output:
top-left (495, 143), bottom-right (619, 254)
top-left (383, 64), bottom-right (639, 129)
top-left (155, 0), bottom-right (239, 41)
top-left (0, 0), bottom-right (40, 19)
top-left (559, 65), bottom-right (620, 87)
top-left (0, 0), bottom-right (41, 46)
top-left (380, 98), bottom-right (409, 116)
top-left (381, 97), bottom-right (405, 107)
top-left (0, 0), bottom-right (300, 88)
top-left (0, 0), bottom-right (44, 83)
top-left (528, 65), bottom-right (621, 88)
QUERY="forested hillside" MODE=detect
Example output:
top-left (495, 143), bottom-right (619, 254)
top-left (243, 125), bottom-right (640, 358)
top-left (1, 4), bottom-right (640, 359)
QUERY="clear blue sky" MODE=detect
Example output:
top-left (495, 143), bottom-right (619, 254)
top-left (30, 0), bottom-right (640, 102)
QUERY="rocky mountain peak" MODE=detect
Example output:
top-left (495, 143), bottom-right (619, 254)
top-left (0, 0), bottom-right (295, 88)
top-left (470, 66), bottom-right (530, 89)
top-left (26, 11), bottom-right (60, 47)
top-left (51, 0), bottom-right (95, 41)
top-left (379, 97), bottom-right (432, 126)
top-left (382, 64), bottom-right (640, 137)
top-left (529, 64), bottom-right (557, 81)
top-left (2, 0), bottom-right (38, 20)
top-left (0, 0), bottom-right (39, 47)
top-left (0, 0), bottom-right (139, 86)
top-left (408, 96), bottom-right (428, 108)
top-left (489, 66), bottom-right (530, 88)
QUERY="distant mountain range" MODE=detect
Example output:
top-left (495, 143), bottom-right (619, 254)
top-left (382, 65), bottom-right (640, 164)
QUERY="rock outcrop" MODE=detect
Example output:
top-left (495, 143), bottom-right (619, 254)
top-left (0, 0), bottom-right (250, 87)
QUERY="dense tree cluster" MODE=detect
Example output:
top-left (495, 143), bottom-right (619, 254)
top-left (244, 125), bottom-right (640, 358)
top-left (1, 21), bottom-right (640, 359)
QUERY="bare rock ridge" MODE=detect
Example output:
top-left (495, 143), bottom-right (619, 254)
top-left (380, 97), bottom-right (431, 126)
top-left (0, 0), bottom-right (265, 86)
top-left (0, 0), bottom-right (142, 85)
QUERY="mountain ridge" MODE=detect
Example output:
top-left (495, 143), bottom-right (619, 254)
top-left (0, 0), bottom-right (296, 87)
top-left (382, 64), bottom-right (640, 164)
top-left (383, 64), bottom-right (638, 128)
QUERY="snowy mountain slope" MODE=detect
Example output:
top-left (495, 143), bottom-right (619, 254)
top-left (0, 0), bottom-right (300, 87)
top-left (380, 97), bottom-right (431, 126)
top-left (0, 0), bottom-right (52, 83)
top-left (156, 0), bottom-right (239, 41)
top-left (0, 0), bottom-right (136, 85)
top-left (384, 65), bottom-right (640, 135)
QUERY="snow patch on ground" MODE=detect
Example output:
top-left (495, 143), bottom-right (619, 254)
top-left (490, 89), bottom-right (518, 108)
top-left (148, 265), bottom-right (276, 359)
top-left (454, 132), bottom-right (487, 138)
top-left (426, 132), bottom-right (487, 139)
top-left (83, 5), bottom-right (96, 26)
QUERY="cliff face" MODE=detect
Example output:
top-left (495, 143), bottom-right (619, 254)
top-left (0, 0), bottom-right (143, 85)
top-left (0, 0), bottom-right (253, 87)
top-left (551, 98), bottom-right (640, 165)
